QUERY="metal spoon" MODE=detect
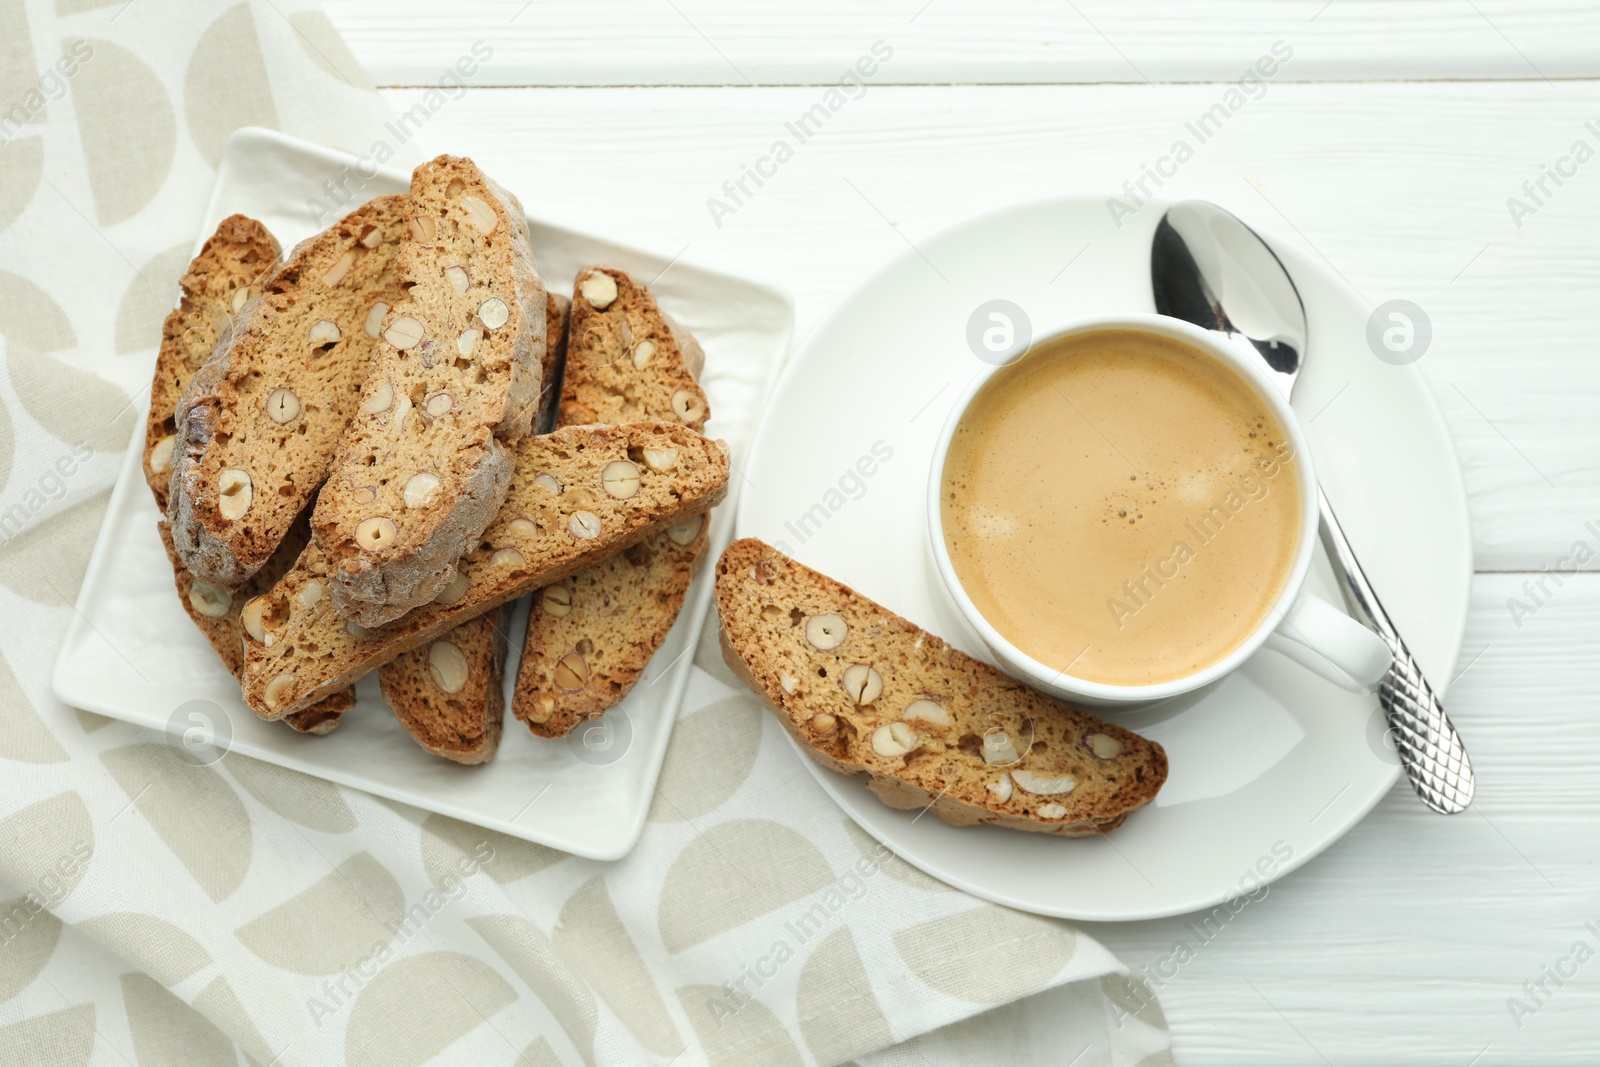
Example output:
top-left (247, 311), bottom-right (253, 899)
top-left (1150, 199), bottom-right (1475, 814)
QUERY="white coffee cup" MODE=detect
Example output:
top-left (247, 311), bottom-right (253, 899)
top-left (926, 313), bottom-right (1393, 707)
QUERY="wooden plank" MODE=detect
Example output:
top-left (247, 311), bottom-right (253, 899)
top-left (381, 80), bottom-right (1600, 569)
top-left (329, 0), bottom-right (1600, 86)
top-left (1087, 573), bottom-right (1600, 1064)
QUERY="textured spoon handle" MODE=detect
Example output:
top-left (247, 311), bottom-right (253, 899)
top-left (1317, 488), bottom-right (1475, 813)
top-left (1377, 633), bottom-right (1475, 813)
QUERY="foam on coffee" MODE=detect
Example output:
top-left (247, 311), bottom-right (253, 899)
top-left (940, 328), bottom-right (1301, 686)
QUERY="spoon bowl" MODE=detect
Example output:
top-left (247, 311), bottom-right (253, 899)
top-left (1151, 201), bottom-right (1308, 394)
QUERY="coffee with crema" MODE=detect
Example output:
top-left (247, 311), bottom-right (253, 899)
top-left (940, 329), bottom-right (1301, 686)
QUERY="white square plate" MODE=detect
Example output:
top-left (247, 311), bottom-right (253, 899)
top-left (52, 128), bottom-right (792, 860)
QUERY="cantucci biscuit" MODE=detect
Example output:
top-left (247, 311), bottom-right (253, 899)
top-left (280, 701), bottom-right (350, 736)
top-left (559, 266), bottom-right (707, 430)
top-left (714, 539), bottom-right (1168, 837)
top-left (145, 215), bottom-right (280, 511)
top-left (513, 267), bottom-right (711, 737)
top-left (168, 196), bottom-right (410, 588)
top-left (536, 290), bottom-right (569, 434)
top-left (380, 606), bottom-right (512, 764)
top-left (515, 519), bottom-right (706, 738)
top-left (314, 157), bottom-right (547, 626)
top-left (157, 520), bottom-right (352, 735)
top-left (371, 289), bottom-right (571, 749)
top-left (242, 423), bottom-right (729, 719)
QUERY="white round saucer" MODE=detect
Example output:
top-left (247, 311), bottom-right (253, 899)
top-left (736, 195), bottom-right (1471, 921)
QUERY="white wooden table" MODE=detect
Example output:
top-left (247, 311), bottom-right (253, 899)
top-left (326, 4), bottom-right (1600, 1061)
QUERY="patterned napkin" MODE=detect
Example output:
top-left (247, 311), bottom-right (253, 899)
top-left (0, 1), bottom-right (1174, 1063)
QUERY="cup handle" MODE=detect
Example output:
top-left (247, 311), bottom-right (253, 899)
top-left (1262, 590), bottom-right (1393, 691)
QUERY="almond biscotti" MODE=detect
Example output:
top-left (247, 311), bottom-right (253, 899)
top-left (714, 539), bottom-right (1167, 837)
top-left (561, 267), bottom-right (707, 430)
top-left (379, 605), bottom-right (512, 764)
top-left (313, 157), bottom-right (547, 627)
top-left (145, 215), bottom-right (280, 511)
top-left (535, 291), bottom-right (570, 434)
top-left (242, 423), bottom-right (730, 719)
top-left (515, 519), bottom-right (706, 737)
top-left (366, 289), bottom-right (571, 738)
top-left (512, 267), bottom-right (712, 737)
top-left (279, 700), bottom-right (350, 736)
top-left (157, 520), bottom-right (351, 735)
top-left (168, 196), bottom-right (411, 588)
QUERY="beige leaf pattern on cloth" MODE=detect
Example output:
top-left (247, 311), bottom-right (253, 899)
top-left (0, 271), bottom-right (77, 351)
top-left (98, 744), bottom-right (250, 903)
top-left (370, 794), bottom-right (426, 822)
top-left (185, 4), bottom-right (280, 168)
top-left (191, 976), bottom-right (276, 1066)
top-left (467, 913), bottom-right (598, 1066)
top-left (344, 952), bottom-right (517, 1067)
top-left (658, 819), bottom-right (835, 954)
top-left (678, 983), bottom-right (805, 1067)
top-left (796, 928), bottom-right (895, 1065)
top-left (8, 348), bottom-right (133, 452)
top-left (1135, 1050), bottom-right (1179, 1067)
top-left (0, 899), bottom-right (61, 1003)
top-left (54, 0), bottom-right (126, 13)
top-left (842, 819), bottom-right (953, 893)
top-left (225, 757), bottom-right (357, 834)
top-left (73, 708), bottom-right (112, 733)
top-left (287, 9), bottom-right (374, 90)
top-left (65, 38), bottom-right (176, 226)
top-left (234, 853), bottom-right (404, 975)
top-left (0, 791), bottom-right (94, 905)
top-left (0, 1004), bottom-right (95, 1066)
top-left (0, 648), bottom-right (68, 763)
top-left (113, 241), bottom-right (191, 355)
top-left (421, 813), bottom-right (567, 889)
top-left (0, 137), bottom-right (43, 235)
top-left (893, 907), bottom-right (1078, 1005)
top-left (554, 876), bottom-right (684, 1057)
top-left (0, 490), bottom-right (109, 606)
top-left (0, 0), bottom-right (41, 125)
top-left (77, 913), bottom-right (212, 986)
top-left (648, 695), bottom-right (763, 823)
top-left (515, 1037), bottom-right (565, 1067)
top-left (121, 972), bottom-right (238, 1066)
